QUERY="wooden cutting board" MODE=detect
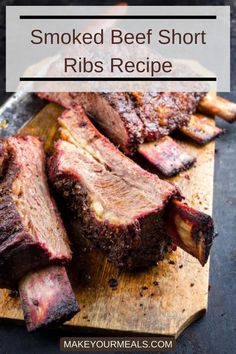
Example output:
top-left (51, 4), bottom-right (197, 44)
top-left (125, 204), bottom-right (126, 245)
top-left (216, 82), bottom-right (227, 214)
top-left (0, 103), bottom-right (215, 338)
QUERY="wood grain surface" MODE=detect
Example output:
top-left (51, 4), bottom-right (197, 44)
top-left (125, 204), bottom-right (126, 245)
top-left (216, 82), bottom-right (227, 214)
top-left (0, 103), bottom-right (215, 338)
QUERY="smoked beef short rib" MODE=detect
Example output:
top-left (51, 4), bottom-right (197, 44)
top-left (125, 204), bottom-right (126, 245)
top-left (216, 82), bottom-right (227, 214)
top-left (38, 92), bottom-right (204, 154)
top-left (0, 135), bottom-right (71, 288)
top-left (49, 106), bottom-right (213, 269)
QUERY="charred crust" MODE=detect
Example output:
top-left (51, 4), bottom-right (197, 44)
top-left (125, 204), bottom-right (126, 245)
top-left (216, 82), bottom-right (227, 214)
top-left (25, 298), bottom-right (80, 332)
top-left (20, 267), bottom-right (80, 332)
top-left (159, 157), bottom-right (196, 178)
top-left (100, 92), bottom-right (144, 154)
top-left (191, 214), bottom-right (214, 265)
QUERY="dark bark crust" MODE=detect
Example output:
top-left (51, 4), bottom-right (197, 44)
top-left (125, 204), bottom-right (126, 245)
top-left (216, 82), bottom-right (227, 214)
top-left (100, 92), bottom-right (144, 152)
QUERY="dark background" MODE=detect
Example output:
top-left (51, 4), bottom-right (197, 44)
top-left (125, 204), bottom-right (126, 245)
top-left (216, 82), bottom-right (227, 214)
top-left (0, 1), bottom-right (236, 354)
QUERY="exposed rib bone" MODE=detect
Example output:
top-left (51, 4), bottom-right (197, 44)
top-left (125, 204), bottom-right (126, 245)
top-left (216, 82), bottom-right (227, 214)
top-left (19, 266), bottom-right (79, 332)
top-left (167, 199), bottom-right (214, 266)
top-left (138, 136), bottom-right (196, 177)
top-left (198, 94), bottom-right (236, 123)
top-left (180, 114), bottom-right (224, 144)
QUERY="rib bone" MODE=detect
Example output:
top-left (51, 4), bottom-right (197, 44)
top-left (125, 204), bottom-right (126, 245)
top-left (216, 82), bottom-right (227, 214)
top-left (198, 94), bottom-right (236, 123)
top-left (167, 199), bottom-right (214, 266)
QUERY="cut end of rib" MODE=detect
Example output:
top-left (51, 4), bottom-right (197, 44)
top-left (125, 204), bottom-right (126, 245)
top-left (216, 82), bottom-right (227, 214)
top-left (138, 136), bottom-right (196, 177)
top-left (19, 266), bottom-right (79, 332)
top-left (167, 199), bottom-right (214, 266)
top-left (180, 114), bottom-right (224, 145)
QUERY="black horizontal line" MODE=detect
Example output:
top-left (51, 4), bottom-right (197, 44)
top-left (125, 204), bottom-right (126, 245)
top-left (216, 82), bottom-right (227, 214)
top-left (19, 15), bottom-right (217, 20)
top-left (20, 77), bottom-right (217, 82)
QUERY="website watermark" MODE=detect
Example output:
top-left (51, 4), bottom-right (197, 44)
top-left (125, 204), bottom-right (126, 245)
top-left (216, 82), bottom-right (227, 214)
top-left (60, 337), bottom-right (176, 352)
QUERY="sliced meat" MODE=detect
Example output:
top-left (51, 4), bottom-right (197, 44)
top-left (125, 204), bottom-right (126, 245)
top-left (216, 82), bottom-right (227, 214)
top-left (138, 136), bottom-right (196, 177)
top-left (49, 107), bottom-right (214, 267)
top-left (37, 92), bottom-right (205, 154)
top-left (180, 114), bottom-right (224, 144)
top-left (19, 265), bottom-right (79, 332)
top-left (0, 136), bottom-right (71, 288)
top-left (38, 92), bottom-right (144, 154)
top-left (130, 92), bottom-right (200, 140)
top-left (48, 106), bottom-right (180, 269)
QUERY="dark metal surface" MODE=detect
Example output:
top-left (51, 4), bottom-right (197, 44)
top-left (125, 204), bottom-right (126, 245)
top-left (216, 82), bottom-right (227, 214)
top-left (0, 1), bottom-right (236, 354)
top-left (0, 92), bottom-right (47, 138)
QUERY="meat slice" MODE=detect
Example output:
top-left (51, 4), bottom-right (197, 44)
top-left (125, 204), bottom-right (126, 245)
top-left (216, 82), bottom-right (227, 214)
top-left (37, 92), bottom-right (204, 154)
top-left (19, 266), bottom-right (79, 332)
top-left (38, 92), bottom-right (144, 154)
top-left (0, 136), bottom-right (71, 288)
top-left (49, 107), bottom-right (179, 269)
top-left (179, 114), bottom-right (224, 145)
top-left (138, 136), bottom-right (196, 177)
top-left (48, 106), bottom-right (214, 268)
top-left (130, 92), bottom-right (202, 141)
